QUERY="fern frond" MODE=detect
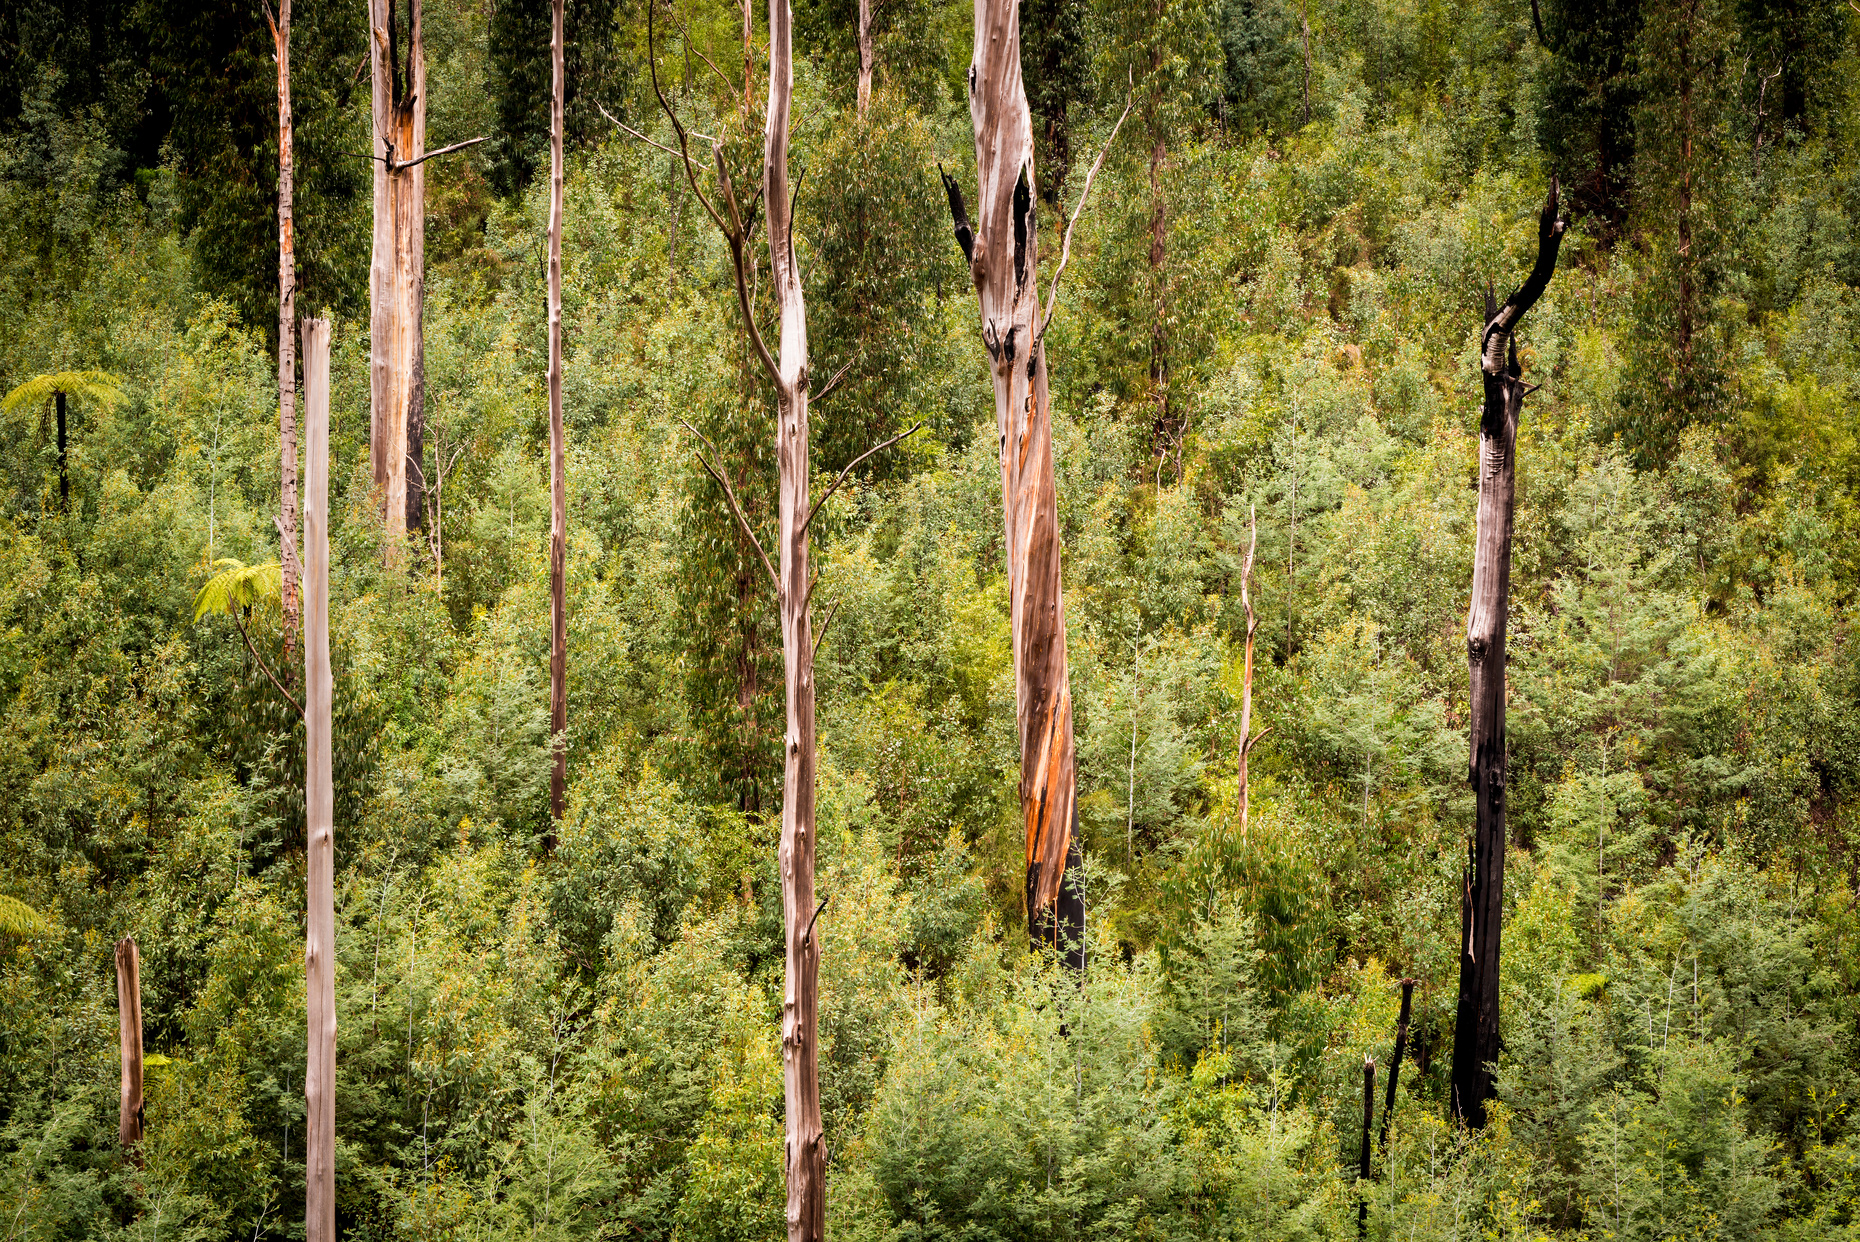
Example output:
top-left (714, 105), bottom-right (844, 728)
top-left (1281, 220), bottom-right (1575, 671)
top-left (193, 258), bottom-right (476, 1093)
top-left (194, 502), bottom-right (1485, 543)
top-left (193, 558), bottom-right (285, 622)
top-left (0, 894), bottom-right (53, 938)
top-left (2, 370), bottom-right (128, 416)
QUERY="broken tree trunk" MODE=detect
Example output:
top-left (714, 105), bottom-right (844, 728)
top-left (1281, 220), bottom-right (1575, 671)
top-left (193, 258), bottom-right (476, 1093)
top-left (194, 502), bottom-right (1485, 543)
top-left (1379, 977), bottom-right (1414, 1157)
top-left (115, 937), bottom-right (143, 1151)
top-left (856, 0), bottom-right (875, 118)
top-left (269, 0), bottom-right (301, 673)
top-left (949, 0), bottom-right (1079, 950)
top-left (1451, 180), bottom-right (1565, 1129)
top-left (369, 0), bottom-right (425, 545)
top-left (301, 316), bottom-right (335, 1242)
top-left (547, 0), bottom-right (567, 833)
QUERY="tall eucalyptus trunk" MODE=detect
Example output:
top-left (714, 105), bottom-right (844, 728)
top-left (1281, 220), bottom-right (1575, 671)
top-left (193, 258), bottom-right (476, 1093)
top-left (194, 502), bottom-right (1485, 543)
top-left (269, 0), bottom-right (301, 668)
top-left (946, 0), bottom-right (1079, 949)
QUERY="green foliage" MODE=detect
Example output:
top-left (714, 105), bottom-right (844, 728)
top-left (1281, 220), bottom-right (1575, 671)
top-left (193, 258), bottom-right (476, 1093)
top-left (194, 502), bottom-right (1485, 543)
top-left (190, 558), bottom-right (283, 623)
top-left (1, 1), bottom-right (1859, 1238)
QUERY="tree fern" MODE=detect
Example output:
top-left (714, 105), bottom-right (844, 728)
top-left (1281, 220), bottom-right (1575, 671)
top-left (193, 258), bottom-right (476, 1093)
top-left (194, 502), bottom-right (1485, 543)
top-left (0, 894), bottom-right (53, 938)
top-left (0, 369), bottom-right (127, 419)
top-left (193, 558), bottom-right (285, 623)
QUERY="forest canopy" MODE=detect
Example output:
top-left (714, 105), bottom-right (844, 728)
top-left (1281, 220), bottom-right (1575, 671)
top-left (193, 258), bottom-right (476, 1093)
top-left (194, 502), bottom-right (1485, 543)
top-left (3, 0), bottom-right (1860, 1238)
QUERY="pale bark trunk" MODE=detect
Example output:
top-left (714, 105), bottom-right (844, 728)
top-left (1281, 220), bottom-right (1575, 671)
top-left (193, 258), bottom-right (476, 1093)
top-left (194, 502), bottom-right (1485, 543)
top-left (369, 0), bottom-right (425, 545)
top-left (301, 317), bottom-right (335, 1242)
top-left (1451, 181), bottom-right (1564, 1129)
top-left (957, 0), bottom-right (1078, 937)
top-left (643, 2), bottom-right (821, 1223)
top-left (856, 0), bottom-right (874, 118)
top-left (766, 2), bottom-right (822, 1231)
top-left (273, 0), bottom-right (301, 671)
top-left (547, 0), bottom-right (568, 832)
top-left (114, 937), bottom-right (143, 1151)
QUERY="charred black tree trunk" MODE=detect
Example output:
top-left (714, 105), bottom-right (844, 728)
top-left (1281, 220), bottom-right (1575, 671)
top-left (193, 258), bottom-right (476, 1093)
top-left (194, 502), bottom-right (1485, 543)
top-left (1380, 977), bottom-right (1415, 1155)
top-left (1357, 1057), bottom-right (1375, 1239)
top-left (1452, 180), bottom-right (1566, 1129)
top-left (55, 390), bottom-right (68, 511)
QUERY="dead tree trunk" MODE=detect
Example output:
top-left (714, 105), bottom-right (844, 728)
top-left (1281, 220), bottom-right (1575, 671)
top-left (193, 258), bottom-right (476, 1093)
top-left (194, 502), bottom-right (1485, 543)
top-left (368, 0), bottom-right (425, 545)
top-left (547, 0), bottom-right (568, 833)
top-left (1451, 180), bottom-right (1565, 1129)
top-left (301, 316), bottom-right (335, 1242)
top-left (268, 0), bottom-right (300, 672)
top-left (639, 0), bottom-right (824, 1231)
top-left (1358, 1056), bottom-right (1375, 1239)
top-left (856, 0), bottom-right (875, 118)
top-left (114, 937), bottom-right (143, 1151)
top-left (55, 390), bottom-right (67, 511)
top-left (950, 0), bottom-right (1079, 950)
top-left (1379, 977), bottom-right (1414, 1157)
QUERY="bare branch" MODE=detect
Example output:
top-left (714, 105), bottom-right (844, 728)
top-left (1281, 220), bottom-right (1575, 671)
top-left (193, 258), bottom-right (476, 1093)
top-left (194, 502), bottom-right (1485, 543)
top-left (801, 421), bottom-right (923, 538)
top-left (1039, 82), bottom-right (1134, 340)
top-left (713, 142), bottom-right (781, 382)
top-left (389, 135), bottom-right (489, 171)
top-left (646, 0), bottom-right (729, 236)
top-left (598, 102), bottom-right (683, 159)
top-left (812, 353), bottom-right (858, 403)
top-left (234, 613), bottom-right (303, 718)
top-left (812, 596), bottom-right (841, 661)
top-left (680, 24), bottom-right (740, 97)
top-left (680, 419), bottom-right (777, 589)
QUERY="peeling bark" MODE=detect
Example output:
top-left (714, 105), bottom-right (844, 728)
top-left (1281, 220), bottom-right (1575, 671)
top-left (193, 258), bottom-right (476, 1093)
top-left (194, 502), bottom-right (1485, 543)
top-left (268, 0), bottom-right (300, 672)
top-left (856, 0), bottom-right (875, 118)
top-left (1451, 181), bottom-right (1565, 1129)
top-left (952, 0), bottom-right (1078, 942)
top-left (369, 0), bottom-right (426, 544)
top-left (641, 0), bottom-right (822, 1229)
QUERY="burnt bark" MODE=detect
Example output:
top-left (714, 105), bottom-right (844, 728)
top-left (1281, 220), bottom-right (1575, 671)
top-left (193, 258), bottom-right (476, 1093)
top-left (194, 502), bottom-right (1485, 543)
top-left (1358, 1056), bottom-right (1375, 1238)
top-left (55, 390), bottom-right (67, 511)
top-left (1451, 180), bottom-right (1565, 1130)
top-left (1379, 977), bottom-right (1414, 1156)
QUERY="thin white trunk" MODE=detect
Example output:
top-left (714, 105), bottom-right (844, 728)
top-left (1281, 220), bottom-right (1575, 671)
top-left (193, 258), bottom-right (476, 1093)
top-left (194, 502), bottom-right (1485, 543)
top-left (547, 0), bottom-right (568, 831)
